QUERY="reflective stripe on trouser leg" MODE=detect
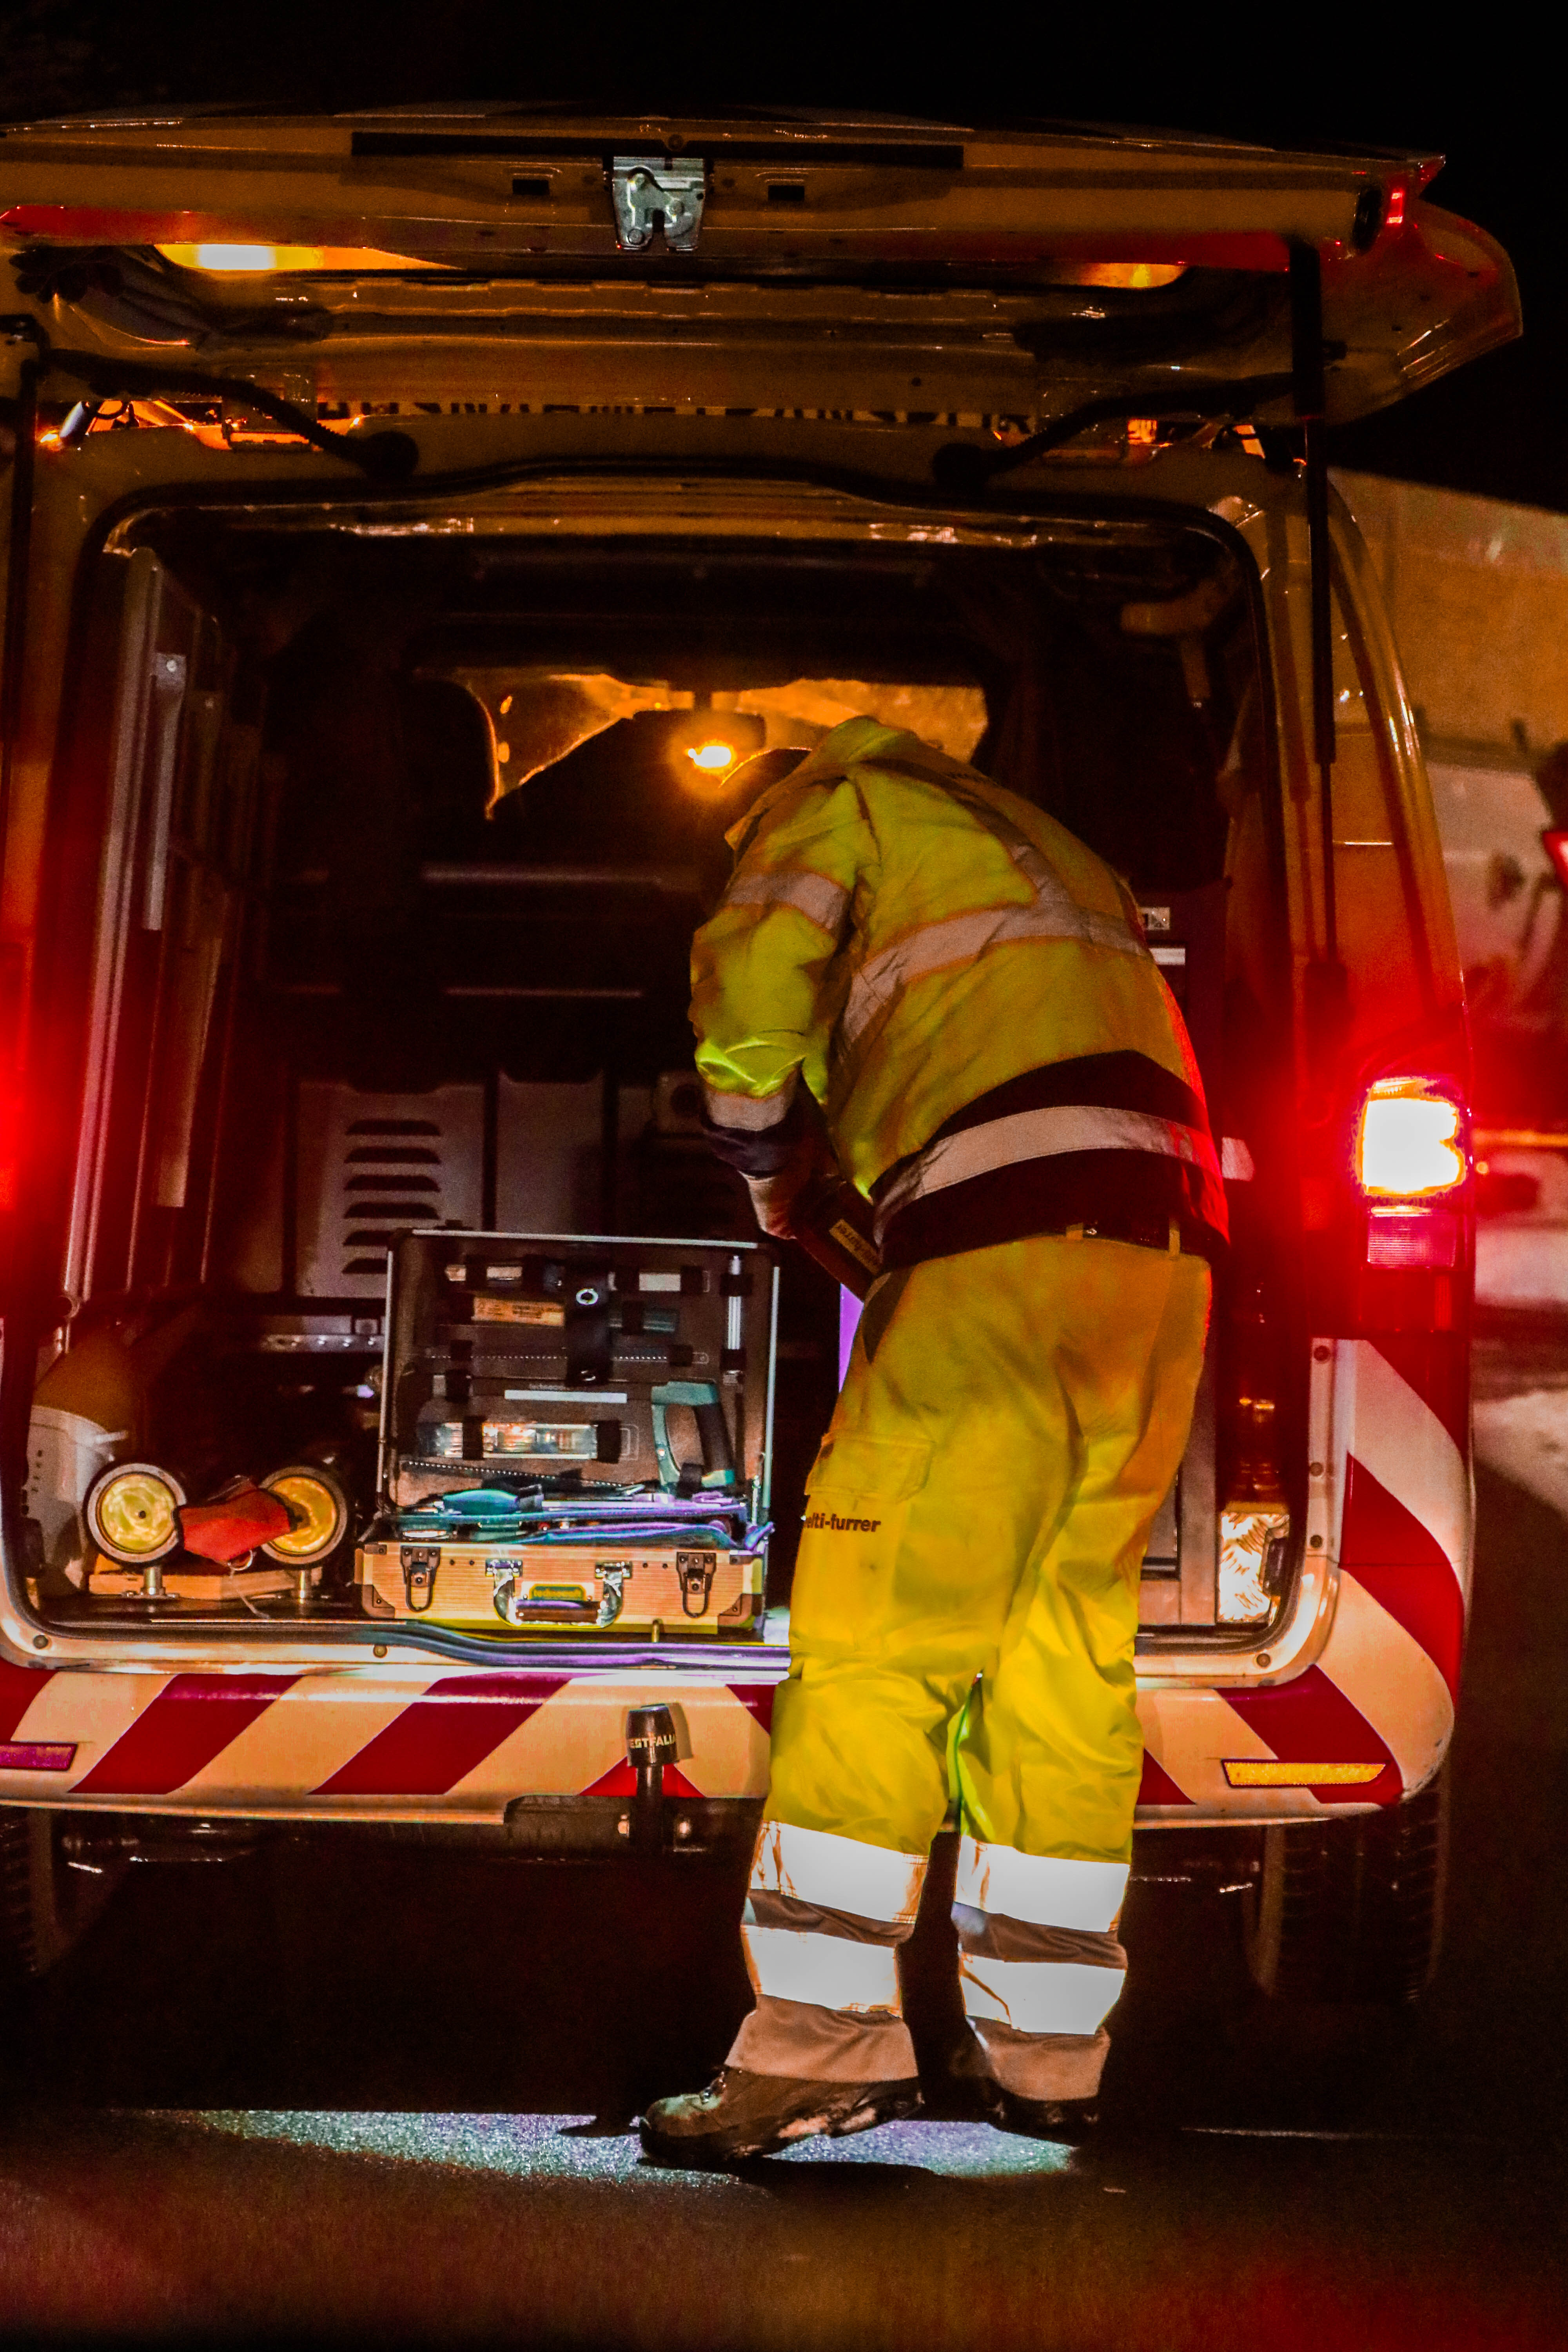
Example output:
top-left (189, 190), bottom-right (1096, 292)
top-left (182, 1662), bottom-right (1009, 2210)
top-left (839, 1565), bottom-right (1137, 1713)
top-left (727, 1822), bottom-right (926, 2083)
top-left (953, 1838), bottom-right (1128, 2101)
top-left (747, 1241), bottom-right (1209, 2096)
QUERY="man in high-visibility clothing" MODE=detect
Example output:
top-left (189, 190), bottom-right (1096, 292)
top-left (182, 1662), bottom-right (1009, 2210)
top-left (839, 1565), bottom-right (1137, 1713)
top-left (641, 715), bottom-right (1227, 2164)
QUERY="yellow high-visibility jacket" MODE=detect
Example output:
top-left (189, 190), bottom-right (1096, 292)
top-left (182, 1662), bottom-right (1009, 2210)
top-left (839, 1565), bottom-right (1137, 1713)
top-left (690, 717), bottom-right (1226, 1265)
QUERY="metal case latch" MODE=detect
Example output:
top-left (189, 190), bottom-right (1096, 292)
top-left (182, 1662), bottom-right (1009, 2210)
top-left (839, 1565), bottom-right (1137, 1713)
top-left (400, 1544), bottom-right (440, 1613)
top-left (487, 1556), bottom-right (522, 1624)
top-left (597, 1561), bottom-right (631, 1628)
top-left (677, 1549), bottom-right (717, 1618)
top-left (611, 156), bottom-right (705, 253)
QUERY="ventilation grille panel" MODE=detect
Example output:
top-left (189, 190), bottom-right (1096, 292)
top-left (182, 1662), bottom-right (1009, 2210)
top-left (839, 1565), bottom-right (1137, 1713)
top-left (296, 1083), bottom-right (484, 1296)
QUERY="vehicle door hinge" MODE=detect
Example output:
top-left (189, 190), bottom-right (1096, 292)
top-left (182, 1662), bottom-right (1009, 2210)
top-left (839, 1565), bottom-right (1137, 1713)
top-left (611, 156), bottom-right (706, 254)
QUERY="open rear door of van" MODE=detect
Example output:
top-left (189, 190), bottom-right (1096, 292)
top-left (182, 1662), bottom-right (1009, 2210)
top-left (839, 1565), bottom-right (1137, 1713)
top-left (0, 110), bottom-right (1519, 476)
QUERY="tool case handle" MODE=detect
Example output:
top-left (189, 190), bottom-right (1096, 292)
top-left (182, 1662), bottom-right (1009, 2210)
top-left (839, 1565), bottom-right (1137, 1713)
top-left (651, 1380), bottom-right (737, 1492)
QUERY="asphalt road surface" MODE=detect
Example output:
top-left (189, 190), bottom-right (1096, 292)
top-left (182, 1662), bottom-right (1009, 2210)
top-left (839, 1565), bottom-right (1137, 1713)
top-left (2, 1332), bottom-right (1566, 2350)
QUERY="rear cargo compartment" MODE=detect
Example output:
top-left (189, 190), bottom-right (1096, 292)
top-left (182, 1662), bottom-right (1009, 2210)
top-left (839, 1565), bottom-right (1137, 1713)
top-left (356, 1226), bottom-right (775, 1638)
top-left (15, 496), bottom-right (1299, 1656)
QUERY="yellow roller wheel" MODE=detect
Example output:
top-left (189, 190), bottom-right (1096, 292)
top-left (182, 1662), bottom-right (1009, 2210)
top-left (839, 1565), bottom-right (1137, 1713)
top-left (84, 1462), bottom-right (185, 1566)
top-left (259, 1466), bottom-right (349, 1564)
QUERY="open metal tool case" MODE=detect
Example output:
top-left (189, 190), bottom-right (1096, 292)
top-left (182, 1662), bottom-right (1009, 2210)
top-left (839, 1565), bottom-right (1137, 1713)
top-left (357, 1230), bottom-right (778, 1637)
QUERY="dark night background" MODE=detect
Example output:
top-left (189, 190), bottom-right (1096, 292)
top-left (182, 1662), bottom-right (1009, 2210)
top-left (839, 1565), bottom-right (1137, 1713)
top-left (5, 24), bottom-right (1568, 2346)
top-left (0, 7), bottom-right (1558, 512)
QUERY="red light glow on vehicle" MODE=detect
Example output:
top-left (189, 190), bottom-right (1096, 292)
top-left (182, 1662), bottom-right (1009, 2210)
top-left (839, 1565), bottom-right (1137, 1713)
top-left (1356, 1080), bottom-right (1468, 1199)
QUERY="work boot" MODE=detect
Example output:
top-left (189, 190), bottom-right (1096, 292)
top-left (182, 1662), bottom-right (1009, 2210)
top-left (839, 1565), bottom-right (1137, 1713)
top-left (977, 2076), bottom-right (1100, 2143)
top-left (946, 2028), bottom-right (1099, 2143)
top-left (639, 2066), bottom-right (922, 2167)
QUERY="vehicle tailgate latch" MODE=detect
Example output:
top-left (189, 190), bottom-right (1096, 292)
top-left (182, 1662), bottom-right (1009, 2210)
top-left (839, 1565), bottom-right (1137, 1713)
top-left (611, 156), bottom-right (705, 254)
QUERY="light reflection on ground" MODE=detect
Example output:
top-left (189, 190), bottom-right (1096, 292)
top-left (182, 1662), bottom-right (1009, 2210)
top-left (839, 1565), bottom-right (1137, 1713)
top-left (173, 2109), bottom-right (1073, 2182)
top-left (771, 2119), bottom-right (1073, 2174)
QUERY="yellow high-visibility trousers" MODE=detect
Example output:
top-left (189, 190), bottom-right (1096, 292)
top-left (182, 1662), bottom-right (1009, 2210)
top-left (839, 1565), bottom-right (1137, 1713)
top-left (730, 1232), bottom-right (1211, 2098)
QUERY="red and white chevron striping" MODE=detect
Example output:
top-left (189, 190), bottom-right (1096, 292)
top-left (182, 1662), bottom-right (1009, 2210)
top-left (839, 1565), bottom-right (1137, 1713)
top-left (0, 1662), bottom-right (776, 1817)
top-left (1140, 1338), bottom-right (1470, 1819)
top-left (0, 1342), bottom-right (1468, 1824)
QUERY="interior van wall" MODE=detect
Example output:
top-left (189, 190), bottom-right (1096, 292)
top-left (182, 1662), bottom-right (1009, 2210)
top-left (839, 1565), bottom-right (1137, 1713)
top-left (58, 527), bottom-right (1254, 1332)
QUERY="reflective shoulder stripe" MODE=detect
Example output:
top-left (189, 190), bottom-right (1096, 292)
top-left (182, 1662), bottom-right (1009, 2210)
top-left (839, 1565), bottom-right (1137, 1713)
top-left (835, 757), bottom-right (1145, 1052)
top-left (751, 1819), bottom-right (927, 1926)
top-left (877, 1105), bottom-right (1221, 1229)
top-left (703, 1078), bottom-right (797, 1132)
top-left (955, 1838), bottom-right (1129, 1932)
top-left (742, 1923), bottom-right (903, 2013)
top-left (874, 757), bottom-right (1136, 934)
top-left (844, 897), bottom-right (1143, 1053)
top-left (959, 1954), bottom-right (1125, 2036)
top-left (723, 867), bottom-right (851, 935)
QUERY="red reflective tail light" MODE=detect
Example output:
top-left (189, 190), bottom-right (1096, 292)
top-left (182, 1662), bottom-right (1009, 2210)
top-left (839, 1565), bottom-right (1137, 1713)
top-left (1350, 1077), bottom-right (1470, 1330)
top-left (1365, 1207), bottom-right (1461, 1269)
top-left (1355, 1079), bottom-right (1468, 1200)
top-left (1544, 829), bottom-right (1568, 891)
top-left (0, 1743), bottom-right (76, 1772)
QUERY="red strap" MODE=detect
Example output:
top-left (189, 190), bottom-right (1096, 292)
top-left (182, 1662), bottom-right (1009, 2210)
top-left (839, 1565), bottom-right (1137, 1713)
top-left (178, 1485), bottom-right (293, 1564)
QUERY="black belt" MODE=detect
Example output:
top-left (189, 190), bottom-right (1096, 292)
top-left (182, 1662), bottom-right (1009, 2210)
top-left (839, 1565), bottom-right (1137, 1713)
top-left (877, 1148), bottom-right (1228, 1272)
top-left (1039, 1210), bottom-right (1218, 1261)
top-left (872, 1052), bottom-right (1230, 1275)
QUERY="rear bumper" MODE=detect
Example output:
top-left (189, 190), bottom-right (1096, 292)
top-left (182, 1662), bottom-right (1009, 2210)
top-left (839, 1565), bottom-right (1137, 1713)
top-left (0, 1651), bottom-right (1445, 1829)
top-left (1, 1338), bottom-right (1468, 1829)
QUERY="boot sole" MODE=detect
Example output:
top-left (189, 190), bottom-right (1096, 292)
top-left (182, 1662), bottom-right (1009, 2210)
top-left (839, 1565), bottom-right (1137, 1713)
top-left (977, 2078), bottom-right (1100, 2143)
top-left (640, 2086), bottom-right (922, 2169)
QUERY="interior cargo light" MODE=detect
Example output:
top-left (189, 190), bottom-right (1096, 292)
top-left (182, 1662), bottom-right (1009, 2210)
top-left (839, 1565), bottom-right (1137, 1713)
top-left (687, 739), bottom-right (738, 773)
top-left (677, 736), bottom-right (749, 802)
top-left (665, 712), bottom-right (764, 798)
top-left (1355, 1080), bottom-right (1467, 1198)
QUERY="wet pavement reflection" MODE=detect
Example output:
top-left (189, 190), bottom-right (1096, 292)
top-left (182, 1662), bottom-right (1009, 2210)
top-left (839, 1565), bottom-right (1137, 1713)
top-left (2, 1328), bottom-right (1567, 2348)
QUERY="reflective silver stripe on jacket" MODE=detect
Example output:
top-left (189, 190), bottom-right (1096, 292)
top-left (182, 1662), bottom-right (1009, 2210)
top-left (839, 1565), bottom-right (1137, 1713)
top-left (703, 1076), bottom-right (797, 1131)
top-left (836, 762), bottom-right (1146, 1052)
top-left (723, 867), bottom-right (851, 935)
top-left (844, 895), bottom-right (1143, 1053)
top-left (874, 1103), bottom-right (1221, 1240)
